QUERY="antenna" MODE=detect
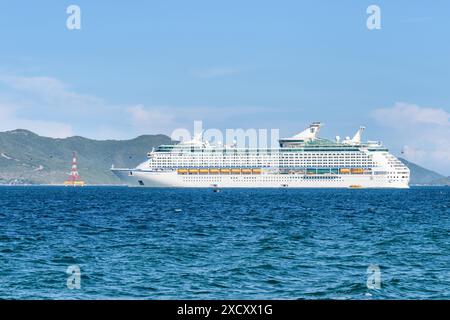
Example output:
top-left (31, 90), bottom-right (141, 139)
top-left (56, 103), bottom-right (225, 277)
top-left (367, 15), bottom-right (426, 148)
top-left (350, 126), bottom-right (365, 144)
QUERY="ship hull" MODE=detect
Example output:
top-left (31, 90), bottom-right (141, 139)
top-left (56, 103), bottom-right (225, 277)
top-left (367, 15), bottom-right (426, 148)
top-left (111, 169), bottom-right (409, 188)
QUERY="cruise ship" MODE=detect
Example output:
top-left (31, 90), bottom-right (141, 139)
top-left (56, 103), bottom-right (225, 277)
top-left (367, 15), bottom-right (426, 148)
top-left (111, 122), bottom-right (410, 188)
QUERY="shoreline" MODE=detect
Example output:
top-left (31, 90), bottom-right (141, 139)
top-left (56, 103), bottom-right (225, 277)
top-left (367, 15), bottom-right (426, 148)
top-left (0, 184), bottom-right (128, 187)
top-left (0, 184), bottom-right (447, 187)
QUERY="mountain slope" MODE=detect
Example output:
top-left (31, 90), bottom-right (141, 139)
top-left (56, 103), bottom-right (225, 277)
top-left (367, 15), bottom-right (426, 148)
top-left (0, 129), bottom-right (172, 184)
top-left (398, 157), bottom-right (445, 185)
top-left (428, 176), bottom-right (450, 186)
top-left (0, 130), bottom-right (447, 185)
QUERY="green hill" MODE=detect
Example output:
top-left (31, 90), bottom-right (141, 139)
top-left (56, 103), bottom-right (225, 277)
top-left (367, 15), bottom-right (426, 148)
top-left (427, 176), bottom-right (450, 186)
top-left (398, 157), bottom-right (446, 185)
top-left (0, 130), bottom-right (447, 185)
top-left (0, 129), bottom-right (172, 185)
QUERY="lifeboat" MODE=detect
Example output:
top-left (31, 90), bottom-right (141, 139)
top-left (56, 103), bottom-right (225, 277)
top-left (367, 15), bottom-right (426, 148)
top-left (220, 169), bottom-right (230, 174)
top-left (252, 169), bottom-right (262, 174)
top-left (177, 169), bottom-right (188, 174)
top-left (231, 169), bottom-right (241, 174)
top-left (351, 168), bottom-right (364, 174)
top-left (241, 169), bottom-right (252, 174)
top-left (340, 168), bottom-right (350, 174)
top-left (199, 169), bottom-right (209, 174)
top-left (188, 169), bottom-right (199, 174)
top-left (209, 169), bottom-right (220, 174)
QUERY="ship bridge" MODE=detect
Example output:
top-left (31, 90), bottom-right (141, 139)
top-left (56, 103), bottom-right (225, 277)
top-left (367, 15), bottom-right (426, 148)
top-left (278, 122), bottom-right (322, 148)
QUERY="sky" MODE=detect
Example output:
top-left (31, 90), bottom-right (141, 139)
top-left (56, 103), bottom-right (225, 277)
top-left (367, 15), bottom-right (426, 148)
top-left (0, 1), bottom-right (449, 174)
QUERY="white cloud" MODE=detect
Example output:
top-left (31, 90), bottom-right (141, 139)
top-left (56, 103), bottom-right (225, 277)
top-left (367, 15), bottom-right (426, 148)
top-left (0, 74), bottom-right (110, 138)
top-left (126, 104), bottom-right (278, 136)
top-left (0, 73), bottom-right (276, 140)
top-left (0, 75), bottom-right (103, 111)
top-left (372, 102), bottom-right (450, 127)
top-left (401, 145), bottom-right (427, 163)
top-left (0, 103), bottom-right (73, 138)
top-left (127, 104), bottom-right (176, 132)
top-left (372, 102), bottom-right (450, 175)
top-left (0, 103), bottom-right (15, 119)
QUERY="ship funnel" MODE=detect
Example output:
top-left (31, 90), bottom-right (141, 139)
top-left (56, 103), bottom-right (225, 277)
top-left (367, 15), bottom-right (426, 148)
top-left (290, 122), bottom-right (322, 141)
top-left (350, 126), bottom-right (365, 144)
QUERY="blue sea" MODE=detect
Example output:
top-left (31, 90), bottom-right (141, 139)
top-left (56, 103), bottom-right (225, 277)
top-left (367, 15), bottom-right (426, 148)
top-left (0, 186), bottom-right (449, 300)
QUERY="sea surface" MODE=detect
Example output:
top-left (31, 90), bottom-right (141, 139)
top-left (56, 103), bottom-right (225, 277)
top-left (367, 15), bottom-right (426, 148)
top-left (0, 186), bottom-right (449, 300)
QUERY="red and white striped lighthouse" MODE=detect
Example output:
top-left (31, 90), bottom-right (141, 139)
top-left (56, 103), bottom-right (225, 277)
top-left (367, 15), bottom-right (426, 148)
top-left (64, 151), bottom-right (85, 186)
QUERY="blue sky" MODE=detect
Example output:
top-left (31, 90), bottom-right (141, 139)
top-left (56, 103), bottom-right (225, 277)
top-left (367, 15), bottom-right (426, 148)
top-left (0, 1), bottom-right (449, 174)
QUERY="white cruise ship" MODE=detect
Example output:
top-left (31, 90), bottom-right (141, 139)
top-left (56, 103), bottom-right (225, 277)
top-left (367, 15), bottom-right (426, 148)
top-left (111, 122), bottom-right (410, 188)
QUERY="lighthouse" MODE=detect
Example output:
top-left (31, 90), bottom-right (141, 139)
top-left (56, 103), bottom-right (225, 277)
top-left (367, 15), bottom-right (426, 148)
top-left (64, 151), bottom-right (85, 186)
